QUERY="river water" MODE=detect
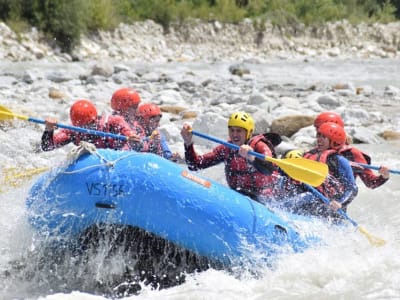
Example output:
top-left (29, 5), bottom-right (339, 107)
top-left (0, 58), bottom-right (400, 300)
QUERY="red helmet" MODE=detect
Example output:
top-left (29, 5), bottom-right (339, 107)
top-left (138, 103), bottom-right (162, 120)
top-left (70, 99), bottom-right (97, 126)
top-left (110, 88), bottom-right (141, 112)
top-left (314, 112), bottom-right (344, 128)
top-left (318, 122), bottom-right (346, 148)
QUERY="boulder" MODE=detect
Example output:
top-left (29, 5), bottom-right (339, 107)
top-left (270, 115), bottom-right (315, 137)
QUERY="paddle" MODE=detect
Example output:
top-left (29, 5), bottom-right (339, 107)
top-left (190, 130), bottom-right (329, 187)
top-left (0, 105), bottom-right (128, 141)
top-left (2, 167), bottom-right (50, 190)
top-left (357, 163), bottom-right (400, 175)
top-left (305, 184), bottom-right (386, 247)
top-left (0, 105), bottom-right (13, 116)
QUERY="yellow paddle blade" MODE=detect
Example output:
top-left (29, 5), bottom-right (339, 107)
top-left (0, 105), bottom-right (14, 121)
top-left (0, 105), bottom-right (29, 121)
top-left (2, 167), bottom-right (49, 189)
top-left (266, 156), bottom-right (329, 187)
top-left (358, 226), bottom-right (386, 247)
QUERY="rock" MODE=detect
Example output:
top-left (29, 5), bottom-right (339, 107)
top-left (348, 127), bottom-right (385, 144)
top-left (316, 94), bottom-right (341, 108)
top-left (21, 71), bottom-right (35, 84)
top-left (228, 63), bottom-right (250, 76)
top-left (270, 115), bottom-right (315, 137)
top-left (384, 85), bottom-right (400, 96)
top-left (381, 130), bottom-right (400, 140)
top-left (114, 64), bottom-right (130, 73)
top-left (47, 72), bottom-right (74, 83)
top-left (160, 105), bottom-right (187, 115)
top-left (181, 111), bottom-right (198, 119)
top-left (48, 88), bottom-right (67, 99)
top-left (154, 89), bottom-right (184, 105)
top-left (248, 93), bottom-right (269, 106)
top-left (91, 61), bottom-right (114, 77)
top-left (341, 108), bottom-right (370, 126)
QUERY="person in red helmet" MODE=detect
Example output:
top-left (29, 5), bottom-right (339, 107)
top-left (41, 99), bottom-right (142, 151)
top-left (290, 122), bottom-right (358, 221)
top-left (110, 87), bottom-right (141, 126)
top-left (130, 103), bottom-right (181, 161)
top-left (314, 111), bottom-right (344, 128)
top-left (314, 111), bottom-right (390, 189)
top-left (180, 111), bottom-right (281, 202)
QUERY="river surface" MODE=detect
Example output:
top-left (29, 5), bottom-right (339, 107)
top-left (1, 57), bottom-right (400, 88)
top-left (0, 58), bottom-right (400, 300)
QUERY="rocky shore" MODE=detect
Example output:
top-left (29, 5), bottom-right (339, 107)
top-left (1, 19), bottom-right (400, 62)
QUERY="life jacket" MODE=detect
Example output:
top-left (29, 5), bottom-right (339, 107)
top-left (223, 134), bottom-right (278, 198)
top-left (131, 120), bottom-right (159, 154)
top-left (65, 115), bottom-right (122, 149)
top-left (339, 144), bottom-right (371, 163)
top-left (47, 114), bottom-right (134, 151)
top-left (248, 133), bottom-right (280, 158)
top-left (97, 115), bottom-right (127, 149)
top-left (304, 148), bottom-right (344, 201)
top-left (338, 145), bottom-right (371, 176)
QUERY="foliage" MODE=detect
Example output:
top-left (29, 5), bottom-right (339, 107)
top-left (0, 0), bottom-right (398, 53)
top-left (83, 0), bottom-right (120, 31)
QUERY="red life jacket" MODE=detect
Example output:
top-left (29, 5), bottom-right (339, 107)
top-left (223, 134), bottom-right (277, 198)
top-left (53, 115), bottom-right (131, 150)
top-left (131, 120), bottom-right (162, 154)
top-left (248, 133), bottom-right (277, 158)
top-left (338, 145), bottom-right (371, 177)
top-left (304, 148), bottom-right (344, 201)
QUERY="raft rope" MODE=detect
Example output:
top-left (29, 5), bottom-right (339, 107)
top-left (1, 142), bottom-right (143, 192)
top-left (60, 141), bottom-right (142, 175)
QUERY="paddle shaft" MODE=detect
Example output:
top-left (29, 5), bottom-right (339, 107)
top-left (3, 111), bottom-right (128, 141)
top-left (191, 130), bottom-right (266, 161)
top-left (306, 184), bottom-right (386, 246)
top-left (305, 184), bottom-right (357, 226)
top-left (358, 163), bottom-right (400, 175)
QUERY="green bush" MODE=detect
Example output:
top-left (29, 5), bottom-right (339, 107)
top-left (83, 0), bottom-right (120, 31)
top-left (39, 0), bottom-right (84, 53)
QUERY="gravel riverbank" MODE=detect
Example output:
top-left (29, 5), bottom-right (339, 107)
top-left (1, 20), bottom-right (400, 62)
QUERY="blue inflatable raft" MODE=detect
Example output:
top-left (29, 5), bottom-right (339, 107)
top-left (26, 148), bottom-right (320, 264)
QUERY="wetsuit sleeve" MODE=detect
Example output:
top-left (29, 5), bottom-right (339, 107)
top-left (184, 143), bottom-right (225, 171)
top-left (336, 155), bottom-right (358, 206)
top-left (107, 116), bottom-right (131, 135)
top-left (142, 134), bottom-right (172, 157)
top-left (358, 167), bottom-right (388, 189)
top-left (41, 129), bottom-right (73, 151)
top-left (108, 116), bottom-right (147, 151)
top-left (41, 129), bottom-right (55, 151)
top-left (160, 134), bottom-right (173, 159)
top-left (347, 148), bottom-right (388, 189)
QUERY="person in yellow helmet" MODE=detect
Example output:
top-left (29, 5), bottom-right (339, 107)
top-left (282, 149), bottom-right (304, 159)
top-left (181, 111), bottom-right (281, 201)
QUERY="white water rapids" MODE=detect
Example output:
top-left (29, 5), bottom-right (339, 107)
top-left (0, 58), bottom-right (399, 300)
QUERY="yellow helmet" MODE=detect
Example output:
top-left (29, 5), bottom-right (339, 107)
top-left (283, 149), bottom-right (304, 159)
top-left (228, 111), bottom-right (254, 139)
